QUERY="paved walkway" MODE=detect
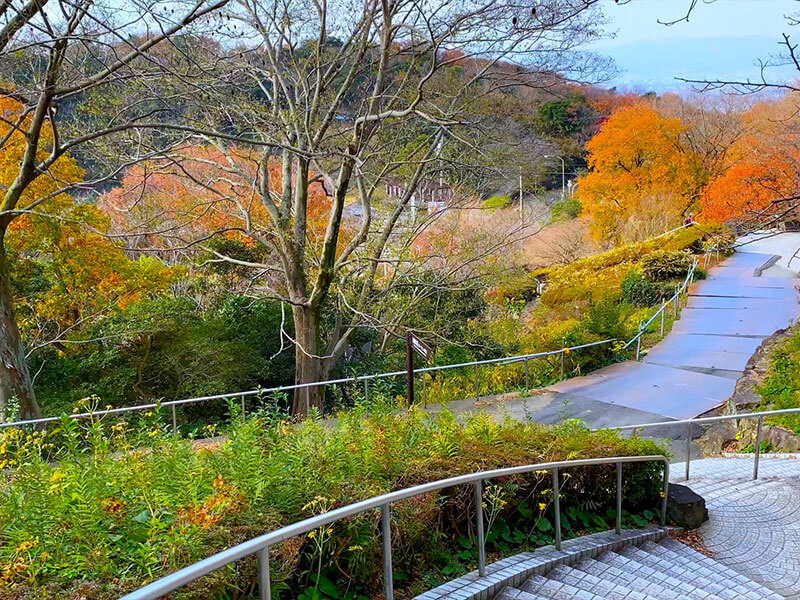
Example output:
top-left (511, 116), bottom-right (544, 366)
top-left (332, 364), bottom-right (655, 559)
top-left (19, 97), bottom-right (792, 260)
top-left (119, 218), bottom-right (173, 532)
top-left (548, 251), bottom-right (799, 419)
top-left (672, 456), bottom-right (800, 599)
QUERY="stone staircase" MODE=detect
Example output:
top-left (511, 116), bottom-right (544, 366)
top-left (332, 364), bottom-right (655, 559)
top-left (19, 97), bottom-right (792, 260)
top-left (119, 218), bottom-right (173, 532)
top-left (494, 537), bottom-right (784, 600)
top-left (420, 457), bottom-right (800, 600)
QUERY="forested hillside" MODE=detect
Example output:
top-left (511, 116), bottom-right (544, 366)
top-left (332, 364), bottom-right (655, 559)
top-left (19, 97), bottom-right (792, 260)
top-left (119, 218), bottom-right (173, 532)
top-left (1, 0), bottom-right (798, 425)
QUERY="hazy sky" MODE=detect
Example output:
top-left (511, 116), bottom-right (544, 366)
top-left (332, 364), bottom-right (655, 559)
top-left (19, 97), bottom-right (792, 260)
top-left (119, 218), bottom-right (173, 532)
top-left (596, 0), bottom-right (795, 48)
top-left (592, 0), bottom-right (800, 90)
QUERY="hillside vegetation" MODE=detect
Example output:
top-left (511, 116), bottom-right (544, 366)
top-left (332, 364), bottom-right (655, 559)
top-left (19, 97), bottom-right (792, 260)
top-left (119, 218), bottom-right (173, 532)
top-left (0, 404), bottom-right (666, 599)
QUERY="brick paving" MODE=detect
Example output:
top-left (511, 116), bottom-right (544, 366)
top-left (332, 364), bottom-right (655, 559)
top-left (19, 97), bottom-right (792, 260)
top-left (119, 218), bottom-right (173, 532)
top-left (672, 457), bottom-right (800, 599)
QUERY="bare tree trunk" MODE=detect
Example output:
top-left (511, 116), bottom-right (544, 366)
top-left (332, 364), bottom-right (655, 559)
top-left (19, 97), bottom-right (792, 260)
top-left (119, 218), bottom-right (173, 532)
top-left (291, 305), bottom-right (325, 415)
top-left (0, 239), bottom-right (40, 421)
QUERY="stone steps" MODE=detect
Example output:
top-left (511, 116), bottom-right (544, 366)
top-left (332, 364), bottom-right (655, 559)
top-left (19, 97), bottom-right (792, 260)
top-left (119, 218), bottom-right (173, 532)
top-left (495, 537), bottom-right (785, 600)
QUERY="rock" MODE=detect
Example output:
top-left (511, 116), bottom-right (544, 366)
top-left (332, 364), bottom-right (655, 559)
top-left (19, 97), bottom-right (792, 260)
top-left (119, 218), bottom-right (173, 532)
top-left (666, 483), bottom-right (709, 530)
top-left (763, 425), bottom-right (800, 452)
top-left (699, 422), bottom-right (738, 455)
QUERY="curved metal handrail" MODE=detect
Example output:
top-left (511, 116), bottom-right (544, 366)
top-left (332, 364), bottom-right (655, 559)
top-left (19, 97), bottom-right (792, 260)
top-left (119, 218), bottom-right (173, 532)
top-left (605, 407), bottom-right (800, 482)
top-left (120, 454), bottom-right (669, 600)
top-left (623, 259), bottom-right (698, 354)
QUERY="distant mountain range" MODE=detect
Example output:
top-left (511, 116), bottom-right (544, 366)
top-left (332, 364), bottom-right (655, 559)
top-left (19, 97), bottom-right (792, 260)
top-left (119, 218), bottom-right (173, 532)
top-left (598, 35), bottom-right (798, 93)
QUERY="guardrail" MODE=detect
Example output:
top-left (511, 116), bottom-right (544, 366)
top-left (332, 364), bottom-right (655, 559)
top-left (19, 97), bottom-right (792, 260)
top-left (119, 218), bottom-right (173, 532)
top-left (0, 258), bottom-right (704, 432)
top-left (120, 455), bottom-right (669, 600)
top-left (623, 258), bottom-right (698, 360)
top-left (0, 338), bottom-right (617, 431)
top-left (608, 407), bottom-right (800, 481)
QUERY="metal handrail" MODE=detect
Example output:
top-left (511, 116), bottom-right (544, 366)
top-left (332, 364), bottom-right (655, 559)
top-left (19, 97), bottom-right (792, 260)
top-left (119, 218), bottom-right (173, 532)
top-left (606, 407), bottom-right (800, 482)
top-left (0, 256), bottom-right (702, 432)
top-left (120, 454), bottom-right (670, 600)
top-left (0, 338), bottom-right (616, 430)
top-left (623, 259), bottom-right (698, 358)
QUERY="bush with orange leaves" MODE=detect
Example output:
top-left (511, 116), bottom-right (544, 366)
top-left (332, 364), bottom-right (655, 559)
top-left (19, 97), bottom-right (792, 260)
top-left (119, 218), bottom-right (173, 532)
top-left (178, 475), bottom-right (246, 529)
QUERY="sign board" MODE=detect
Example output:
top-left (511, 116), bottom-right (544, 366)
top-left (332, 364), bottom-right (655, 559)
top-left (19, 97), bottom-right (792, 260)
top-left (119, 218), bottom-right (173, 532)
top-left (409, 333), bottom-right (433, 363)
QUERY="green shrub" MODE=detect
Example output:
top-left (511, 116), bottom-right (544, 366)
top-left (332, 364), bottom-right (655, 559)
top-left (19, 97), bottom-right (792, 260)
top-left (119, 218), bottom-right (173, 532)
top-left (482, 195), bottom-right (512, 209)
top-left (620, 270), bottom-right (671, 307)
top-left (640, 250), bottom-right (694, 281)
top-left (550, 196), bottom-right (582, 222)
top-left (583, 296), bottom-right (631, 339)
top-left (32, 295), bottom-right (295, 418)
top-left (490, 271), bottom-right (541, 306)
top-left (0, 406), bottom-right (667, 599)
top-left (757, 327), bottom-right (800, 433)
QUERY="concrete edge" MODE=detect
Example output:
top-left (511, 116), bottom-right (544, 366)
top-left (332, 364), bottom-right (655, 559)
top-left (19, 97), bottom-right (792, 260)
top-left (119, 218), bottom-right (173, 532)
top-left (753, 254), bottom-right (781, 277)
top-left (413, 526), bottom-right (667, 600)
top-left (721, 452), bottom-right (800, 459)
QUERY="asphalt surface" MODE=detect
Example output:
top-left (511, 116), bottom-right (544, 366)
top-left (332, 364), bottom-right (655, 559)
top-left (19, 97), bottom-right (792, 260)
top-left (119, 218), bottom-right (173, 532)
top-left (425, 238), bottom-right (800, 461)
top-left (547, 251), bottom-right (799, 420)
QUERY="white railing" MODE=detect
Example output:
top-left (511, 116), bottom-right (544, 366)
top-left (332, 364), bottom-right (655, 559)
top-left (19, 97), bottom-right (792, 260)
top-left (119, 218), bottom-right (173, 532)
top-left (0, 339), bottom-right (616, 430)
top-left (120, 455), bottom-right (670, 600)
top-left (623, 259), bottom-right (698, 360)
top-left (607, 407), bottom-right (800, 481)
top-left (0, 260), bottom-right (704, 431)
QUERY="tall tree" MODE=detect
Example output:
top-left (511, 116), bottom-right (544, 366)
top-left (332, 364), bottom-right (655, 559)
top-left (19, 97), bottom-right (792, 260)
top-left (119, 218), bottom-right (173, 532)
top-left (577, 102), bottom-right (705, 242)
top-left (0, 0), bottom-right (230, 419)
top-left (104, 0), bottom-right (609, 415)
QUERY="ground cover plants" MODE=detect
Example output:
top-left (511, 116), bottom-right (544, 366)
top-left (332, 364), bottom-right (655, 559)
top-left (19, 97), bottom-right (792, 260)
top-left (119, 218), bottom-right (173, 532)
top-left (0, 401), bottom-right (667, 600)
top-left (757, 325), bottom-right (800, 433)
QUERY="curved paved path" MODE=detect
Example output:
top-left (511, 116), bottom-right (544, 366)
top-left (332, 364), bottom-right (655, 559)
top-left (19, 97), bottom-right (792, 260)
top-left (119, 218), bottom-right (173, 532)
top-left (548, 251), bottom-right (800, 419)
top-left (672, 456), bottom-right (800, 599)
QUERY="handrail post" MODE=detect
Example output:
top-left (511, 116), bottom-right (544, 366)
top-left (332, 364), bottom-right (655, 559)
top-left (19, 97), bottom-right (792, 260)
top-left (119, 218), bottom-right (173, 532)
top-left (553, 467), bottom-right (562, 550)
top-left (381, 504), bottom-right (394, 600)
top-left (615, 461), bottom-right (622, 535)
top-left (660, 461), bottom-right (669, 526)
top-left (171, 404), bottom-right (177, 433)
top-left (524, 358), bottom-right (530, 393)
top-left (258, 547), bottom-right (271, 600)
top-left (754, 416), bottom-right (763, 480)
top-left (674, 287), bottom-right (680, 319)
top-left (560, 350), bottom-right (565, 378)
top-left (241, 394), bottom-right (246, 417)
top-left (474, 364), bottom-right (480, 401)
top-left (635, 323), bottom-right (642, 361)
top-left (660, 299), bottom-right (666, 336)
top-left (474, 480), bottom-right (486, 577)
top-left (685, 422), bottom-right (692, 480)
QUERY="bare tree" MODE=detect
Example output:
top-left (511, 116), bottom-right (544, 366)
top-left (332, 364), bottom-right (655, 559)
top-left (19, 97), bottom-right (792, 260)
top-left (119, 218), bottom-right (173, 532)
top-left (0, 0), bottom-right (231, 420)
top-left (101, 0), bottom-right (609, 414)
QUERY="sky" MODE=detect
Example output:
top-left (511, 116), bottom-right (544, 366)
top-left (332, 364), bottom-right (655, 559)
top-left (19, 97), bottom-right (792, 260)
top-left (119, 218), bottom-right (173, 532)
top-left (593, 0), bottom-right (800, 91)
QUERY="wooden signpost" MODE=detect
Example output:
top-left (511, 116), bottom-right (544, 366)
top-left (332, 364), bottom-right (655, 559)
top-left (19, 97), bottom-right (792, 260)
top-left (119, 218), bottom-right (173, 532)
top-left (405, 331), bottom-right (433, 403)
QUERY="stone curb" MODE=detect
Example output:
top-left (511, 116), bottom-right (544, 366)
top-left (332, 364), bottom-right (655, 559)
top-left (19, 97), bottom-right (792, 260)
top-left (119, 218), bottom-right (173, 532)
top-left (753, 254), bottom-right (782, 277)
top-left (721, 452), bottom-right (800, 459)
top-left (413, 526), bottom-right (667, 600)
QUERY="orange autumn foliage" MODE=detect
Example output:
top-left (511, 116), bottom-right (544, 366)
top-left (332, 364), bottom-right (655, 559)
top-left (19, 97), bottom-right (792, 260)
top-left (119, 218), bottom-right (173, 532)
top-left (700, 94), bottom-right (800, 224)
top-left (578, 103), bottom-right (705, 241)
top-left (100, 145), bottom-right (338, 253)
top-left (0, 96), bottom-right (84, 222)
top-left (701, 150), bottom-right (800, 223)
top-left (178, 475), bottom-right (245, 529)
top-left (1, 97), bottom-right (174, 332)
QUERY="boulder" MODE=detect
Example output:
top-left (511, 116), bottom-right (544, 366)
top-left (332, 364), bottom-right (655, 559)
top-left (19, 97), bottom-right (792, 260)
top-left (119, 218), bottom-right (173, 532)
top-left (666, 483), bottom-right (709, 530)
top-left (763, 425), bottom-right (800, 452)
top-left (699, 422), bottom-right (738, 455)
